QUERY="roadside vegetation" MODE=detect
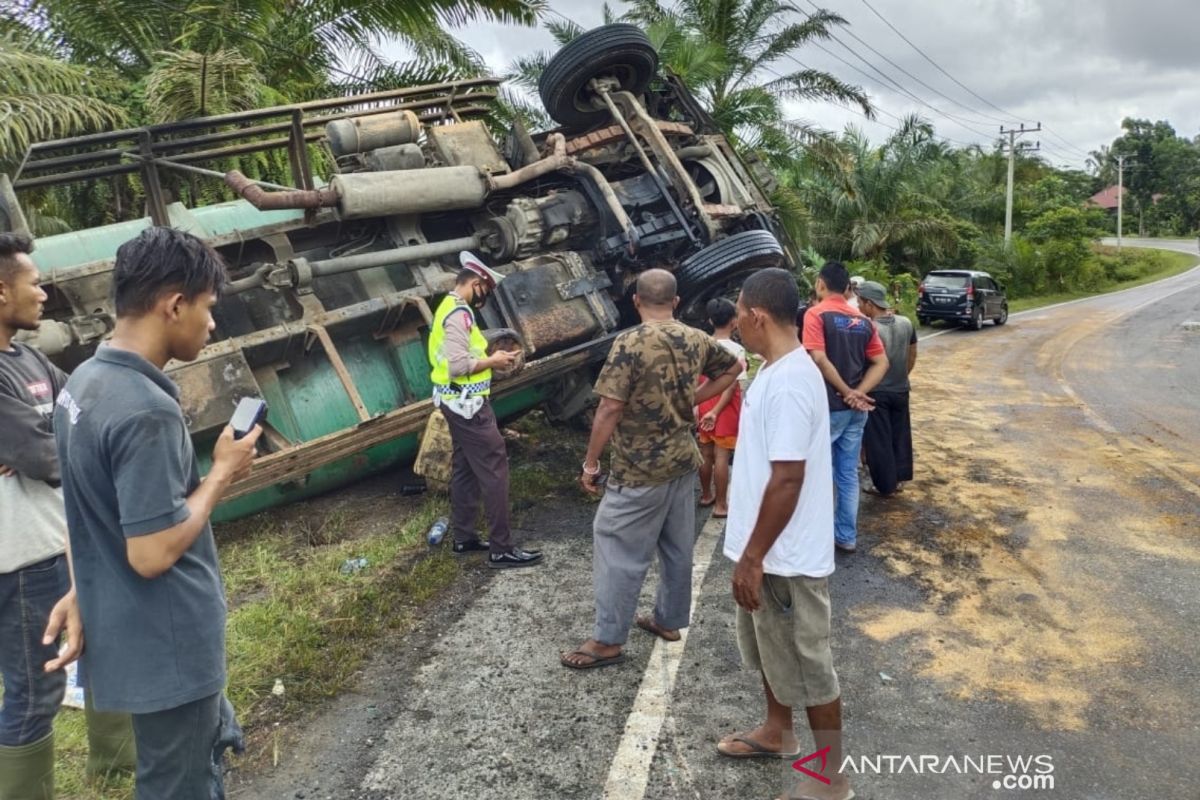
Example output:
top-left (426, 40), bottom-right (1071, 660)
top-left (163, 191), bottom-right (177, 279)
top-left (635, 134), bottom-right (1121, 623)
top-left (49, 410), bottom-right (588, 799)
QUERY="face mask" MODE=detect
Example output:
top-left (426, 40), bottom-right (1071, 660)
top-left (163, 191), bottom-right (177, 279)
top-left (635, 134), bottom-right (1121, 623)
top-left (470, 283), bottom-right (490, 309)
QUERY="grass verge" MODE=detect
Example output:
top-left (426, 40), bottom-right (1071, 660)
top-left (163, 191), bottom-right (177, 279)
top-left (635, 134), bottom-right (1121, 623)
top-left (1008, 249), bottom-right (1199, 314)
top-left (50, 410), bottom-right (589, 799)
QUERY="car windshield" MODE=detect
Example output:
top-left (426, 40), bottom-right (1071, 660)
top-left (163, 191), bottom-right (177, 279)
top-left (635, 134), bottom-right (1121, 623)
top-left (925, 274), bottom-right (969, 289)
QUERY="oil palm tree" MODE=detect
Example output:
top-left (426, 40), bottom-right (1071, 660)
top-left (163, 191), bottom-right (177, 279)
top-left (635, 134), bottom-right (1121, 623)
top-left (621, 0), bottom-right (872, 162)
top-left (796, 116), bottom-right (958, 267)
top-left (19, 0), bottom-right (542, 109)
top-left (0, 33), bottom-right (126, 167)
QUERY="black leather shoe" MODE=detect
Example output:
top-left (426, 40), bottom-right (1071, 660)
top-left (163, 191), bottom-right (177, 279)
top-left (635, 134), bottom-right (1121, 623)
top-left (452, 539), bottom-right (489, 554)
top-left (487, 548), bottom-right (543, 569)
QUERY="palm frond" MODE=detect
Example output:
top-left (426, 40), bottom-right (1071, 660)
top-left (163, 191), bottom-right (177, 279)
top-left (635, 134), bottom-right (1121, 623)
top-left (143, 49), bottom-right (264, 123)
top-left (0, 39), bottom-right (126, 165)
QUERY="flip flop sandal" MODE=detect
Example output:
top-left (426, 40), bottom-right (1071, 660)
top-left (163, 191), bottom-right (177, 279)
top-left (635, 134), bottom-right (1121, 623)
top-left (635, 615), bottom-right (681, 642)
top-left (698, 497), bottom-right (716, 507)
top-left (711, 511), bottom-right (728, 519)
top-left (716, 734), bottom-right (801, 760)
top-left (560, 649), bottom-right (626, 670)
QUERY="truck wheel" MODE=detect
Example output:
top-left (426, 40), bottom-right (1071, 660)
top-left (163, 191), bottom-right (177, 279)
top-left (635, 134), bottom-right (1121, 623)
top-left (539, 24), bottom-right (659, 129)
top-left (676, 230), bottom-right (785, 325)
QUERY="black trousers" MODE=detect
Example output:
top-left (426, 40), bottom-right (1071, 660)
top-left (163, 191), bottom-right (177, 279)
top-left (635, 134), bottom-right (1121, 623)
top-left (863, 390), bottom-right (913, 496)
top-left (441, 402), bottom-right (513, 554)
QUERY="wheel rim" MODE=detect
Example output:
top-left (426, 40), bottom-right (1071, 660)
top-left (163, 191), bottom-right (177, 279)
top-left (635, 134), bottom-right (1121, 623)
top-left (571, 65), bottom-right (638, 114)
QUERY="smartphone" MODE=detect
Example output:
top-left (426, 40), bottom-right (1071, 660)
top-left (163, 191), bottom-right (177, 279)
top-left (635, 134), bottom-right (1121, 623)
top-left (230, 397), bottom-right (268, 440)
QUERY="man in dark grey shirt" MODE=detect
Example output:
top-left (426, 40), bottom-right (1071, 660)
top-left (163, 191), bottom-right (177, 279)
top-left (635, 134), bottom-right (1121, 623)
top-left (857, 281), bottom-right (917, 497)
top-left (55, 227), bottom-right (260, 800)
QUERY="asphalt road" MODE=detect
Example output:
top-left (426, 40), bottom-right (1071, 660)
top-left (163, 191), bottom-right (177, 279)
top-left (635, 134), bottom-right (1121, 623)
top-left (233, 242), bottom-right (1200, 800)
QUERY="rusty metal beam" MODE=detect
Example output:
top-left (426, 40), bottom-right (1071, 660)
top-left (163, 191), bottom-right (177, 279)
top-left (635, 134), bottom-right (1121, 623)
top-left (18, 91), bottom-right (500, 177)
top-left (137, 131), bottom-right (170, 226)
top-left (15, 104), bottom-right (498, 191)
top-left (306, 324), bottom-right (371, 423)
top-left (25, 79), bottom-right (502, 154)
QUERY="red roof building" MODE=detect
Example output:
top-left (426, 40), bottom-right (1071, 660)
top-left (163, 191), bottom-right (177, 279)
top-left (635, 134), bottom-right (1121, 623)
top-left (1087, 185), bottom-right (1124, 210)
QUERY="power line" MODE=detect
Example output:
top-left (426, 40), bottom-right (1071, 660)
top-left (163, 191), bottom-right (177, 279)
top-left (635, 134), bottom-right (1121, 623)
top-left (855, 0), bottom-right (1014, 124)
top-left (800, 0), bottom-right (1007, 129)
top-left (767, 61), bottom-right (980, 149)
top-left (852, 0), bottom-right (1095, 161)
top-left (777, 28), bottom-right (1000, 143)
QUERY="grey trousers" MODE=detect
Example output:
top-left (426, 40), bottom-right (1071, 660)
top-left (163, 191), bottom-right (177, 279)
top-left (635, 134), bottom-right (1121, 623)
top-left (593, 471), bottom-right (697, 645)
top-left (441, 402), bottom-right (514, 554)
top-left (131, 692), bottom-right (220, 800)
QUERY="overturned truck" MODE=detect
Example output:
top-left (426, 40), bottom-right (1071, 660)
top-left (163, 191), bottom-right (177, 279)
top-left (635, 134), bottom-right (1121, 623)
top-left (2, 25), bottom-right (790, 520)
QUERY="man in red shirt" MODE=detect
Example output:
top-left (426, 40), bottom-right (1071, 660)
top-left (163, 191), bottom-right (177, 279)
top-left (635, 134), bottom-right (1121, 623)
top-left (802, 262), bottom-right (888, 553)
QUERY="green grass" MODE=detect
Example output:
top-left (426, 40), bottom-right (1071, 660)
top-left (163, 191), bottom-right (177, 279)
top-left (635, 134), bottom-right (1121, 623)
top-left (1008, 249), bottom-right (1199, 313)
top-left (48, 411), bottom-right (591, 799)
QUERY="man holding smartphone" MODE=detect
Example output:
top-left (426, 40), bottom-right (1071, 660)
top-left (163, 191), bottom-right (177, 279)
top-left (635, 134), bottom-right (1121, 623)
top-left (54, 227), bottom-right (260, 799)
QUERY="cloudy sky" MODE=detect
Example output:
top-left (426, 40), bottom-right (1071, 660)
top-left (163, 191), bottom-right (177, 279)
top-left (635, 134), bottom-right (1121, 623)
top-left (380, 0), bottom-right (1200, 171)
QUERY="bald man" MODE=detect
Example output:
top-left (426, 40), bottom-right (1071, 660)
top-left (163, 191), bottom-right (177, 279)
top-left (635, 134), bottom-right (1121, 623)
top-left (562, 269), bottom-right (742, 669)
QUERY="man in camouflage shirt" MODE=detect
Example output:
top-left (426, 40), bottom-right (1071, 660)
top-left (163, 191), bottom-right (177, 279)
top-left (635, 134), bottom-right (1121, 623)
top-left (562, 269), bottom-right (741, 669)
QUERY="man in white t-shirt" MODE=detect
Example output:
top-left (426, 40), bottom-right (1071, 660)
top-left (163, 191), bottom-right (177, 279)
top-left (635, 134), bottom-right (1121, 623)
top-left (716, 268), bottom-right (852, 800)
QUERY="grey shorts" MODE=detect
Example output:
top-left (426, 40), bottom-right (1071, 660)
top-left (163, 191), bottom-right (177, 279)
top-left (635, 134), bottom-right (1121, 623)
top-left (736, 574), bottom-right (840, 708)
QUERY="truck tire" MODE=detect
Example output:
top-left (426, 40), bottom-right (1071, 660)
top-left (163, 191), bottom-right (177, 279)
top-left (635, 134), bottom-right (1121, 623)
top-left (676, 230), bottom-right (785, 323)
top-left (539, 25), bottom-right (659, 129)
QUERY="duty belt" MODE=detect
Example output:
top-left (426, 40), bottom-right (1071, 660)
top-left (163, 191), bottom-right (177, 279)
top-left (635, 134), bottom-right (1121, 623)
top-left (432, 379), bottom-right (490, 397)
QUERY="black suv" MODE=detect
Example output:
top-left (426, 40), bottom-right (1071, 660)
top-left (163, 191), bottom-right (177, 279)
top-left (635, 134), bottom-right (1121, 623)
top-left (917, 270), bottom-right (1008, 329)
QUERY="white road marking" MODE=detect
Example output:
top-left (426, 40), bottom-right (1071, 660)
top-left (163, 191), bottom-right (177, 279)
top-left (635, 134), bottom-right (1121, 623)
top-left (601, 251), bottom-right (1200, 798)
top-left (602, 515), bottom-right (725, 800)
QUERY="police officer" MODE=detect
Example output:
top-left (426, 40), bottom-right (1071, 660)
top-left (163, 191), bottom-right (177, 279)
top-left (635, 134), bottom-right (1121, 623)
top-left (428, 252), bottom-right (542, 568)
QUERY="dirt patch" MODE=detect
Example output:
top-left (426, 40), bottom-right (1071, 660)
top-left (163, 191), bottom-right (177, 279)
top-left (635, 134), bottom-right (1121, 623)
top-left (853, 342), bottom-right (1144, 731)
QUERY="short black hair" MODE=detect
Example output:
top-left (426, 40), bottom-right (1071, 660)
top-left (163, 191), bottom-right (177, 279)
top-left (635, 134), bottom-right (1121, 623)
top-left (740, 268), bottom-right (799, 324)
top-left (818, 261), bottom-right (850, 294)
top-left (0, 233), bottom-right (34, 281)
top-left (706, 297), bottom-right (736, 327)
top-left (112, 227), bottom-right (226, 317)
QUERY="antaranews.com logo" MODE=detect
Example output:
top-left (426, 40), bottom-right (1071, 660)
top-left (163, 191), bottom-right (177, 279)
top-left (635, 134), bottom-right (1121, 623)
top-left (794, 747), bottom-right (1056, 791)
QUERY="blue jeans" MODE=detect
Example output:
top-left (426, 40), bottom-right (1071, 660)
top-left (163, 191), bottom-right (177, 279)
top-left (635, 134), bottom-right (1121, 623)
top-left (829, 410), bottom-right (868, 548)
top-left (0, 555), bottom-right (69, 746)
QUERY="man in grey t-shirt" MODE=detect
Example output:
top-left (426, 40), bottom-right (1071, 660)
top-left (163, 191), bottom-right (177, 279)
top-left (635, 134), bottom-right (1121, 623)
top-left (0, 232), bottom-right (85, 798)
top-left (55, 228), bottom-right (260, 800)
top-left (857, 281), bottom-right (917, 497)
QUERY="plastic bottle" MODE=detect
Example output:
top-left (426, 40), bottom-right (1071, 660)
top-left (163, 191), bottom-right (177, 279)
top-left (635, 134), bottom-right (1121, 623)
top-left (427, 516), bottom-right (449, 547)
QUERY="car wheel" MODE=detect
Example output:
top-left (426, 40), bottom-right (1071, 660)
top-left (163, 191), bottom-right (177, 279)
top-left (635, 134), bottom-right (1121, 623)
top-left (539, 24), bottom-right (659, 129)
top-left (676, 230), bottom-right (785, 325)
top-left (994, 304), bottom-right (1008, 326)
top-left (970, 307), bottom-right (983, 331)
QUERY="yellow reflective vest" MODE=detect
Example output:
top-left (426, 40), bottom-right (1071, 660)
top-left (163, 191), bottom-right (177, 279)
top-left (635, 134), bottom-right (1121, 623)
top-left (428, 293), bottom-right (491, 396)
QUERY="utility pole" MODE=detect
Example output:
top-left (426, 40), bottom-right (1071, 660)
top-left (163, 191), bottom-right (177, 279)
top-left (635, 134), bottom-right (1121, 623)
top-left (1001, 123), bottom-right (1042, 246)
top-left (1117, 154), bottom-right (1126, 249)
